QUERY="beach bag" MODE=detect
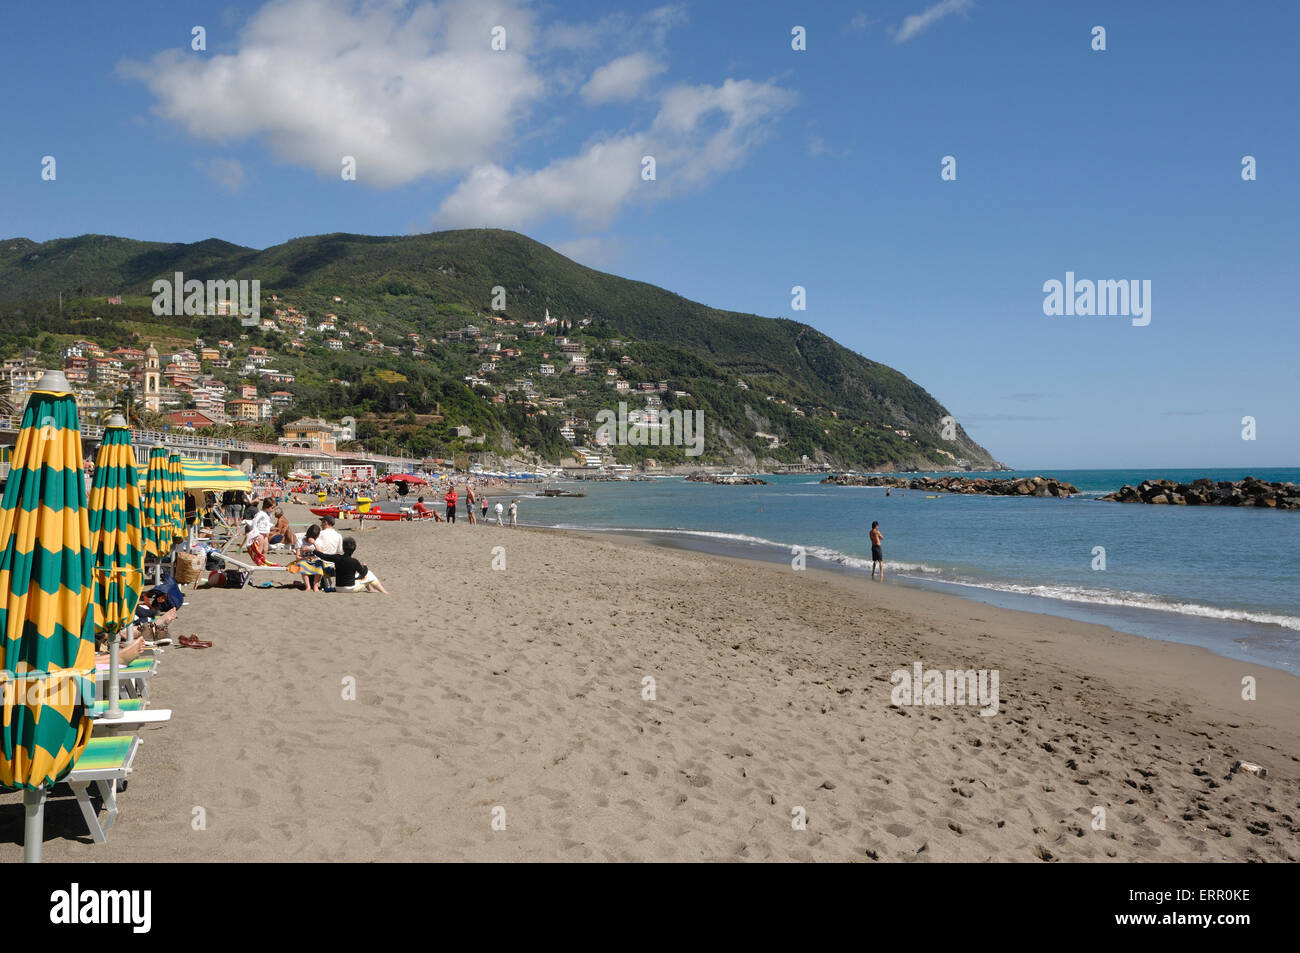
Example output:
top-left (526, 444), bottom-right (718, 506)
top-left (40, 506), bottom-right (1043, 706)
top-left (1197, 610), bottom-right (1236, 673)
top-left (222, 570), bottom-right (249, 589)
top-left (152, 576), bottom-right (185, 609)
top-left (173, 552), bottom-right (203, 585)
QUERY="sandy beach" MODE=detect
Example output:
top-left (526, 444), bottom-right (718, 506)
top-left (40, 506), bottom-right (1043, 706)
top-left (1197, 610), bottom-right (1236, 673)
top-left (3, 504), bottom-right (1297, 862)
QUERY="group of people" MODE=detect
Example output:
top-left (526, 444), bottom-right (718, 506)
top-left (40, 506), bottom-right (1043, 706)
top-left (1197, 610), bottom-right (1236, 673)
top-left (226, 492), bottom-right (388, 594)
top-left (431, 485), bottom-right (518, 526)
top-left (240, 498), bottom-right (298, 561)
top-left (289, 515), bottom-right (388, 594)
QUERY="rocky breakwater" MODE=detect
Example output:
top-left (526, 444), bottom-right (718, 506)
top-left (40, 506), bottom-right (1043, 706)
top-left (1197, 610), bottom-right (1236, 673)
top-left (1100, 476), bottom-right (1300, 509)
top-left (686, 472), bottom-right (769, 485)
top-left (821, 474), bottom-right (1079, 497)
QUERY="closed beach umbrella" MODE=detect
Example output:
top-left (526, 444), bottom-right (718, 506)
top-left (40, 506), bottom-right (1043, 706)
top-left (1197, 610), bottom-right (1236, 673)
top-left (141, 446), bottom-right (170, 577)
top-left (87, 416), bottom-right (143, 721)
top-left (0, 371), bottom-right (97, 862)
top-left (166, 453), bottom-right (186, 541)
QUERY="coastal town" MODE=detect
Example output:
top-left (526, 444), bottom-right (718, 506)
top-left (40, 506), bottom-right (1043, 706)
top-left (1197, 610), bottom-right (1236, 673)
top-left (1, 291), bottom-right (966, 478)
top-left (0, 300), bottom-right (694, 476)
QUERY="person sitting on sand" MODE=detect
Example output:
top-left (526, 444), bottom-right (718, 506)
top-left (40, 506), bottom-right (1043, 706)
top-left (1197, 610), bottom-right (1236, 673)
top-left (270, 508), bottom-right (297, 550)
top-left (318, 537), bottom-right (389, 594)
top-left (295, 524), bottom-right (327, 592)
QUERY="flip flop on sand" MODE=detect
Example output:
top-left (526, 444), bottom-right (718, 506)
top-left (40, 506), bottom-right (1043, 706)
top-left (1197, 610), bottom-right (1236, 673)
top-left (178, 635), bottom-right (213, 649)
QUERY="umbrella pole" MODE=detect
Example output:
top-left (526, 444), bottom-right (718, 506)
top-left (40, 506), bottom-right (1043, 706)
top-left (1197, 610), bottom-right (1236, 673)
top-left (23, 787), bottom-right (46, 863)
top-left (105, 629), bottom-right (123, 719)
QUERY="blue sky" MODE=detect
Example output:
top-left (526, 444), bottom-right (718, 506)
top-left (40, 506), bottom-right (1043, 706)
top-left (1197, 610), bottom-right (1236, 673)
top-left (3, 0), bottom-right (1297, 468)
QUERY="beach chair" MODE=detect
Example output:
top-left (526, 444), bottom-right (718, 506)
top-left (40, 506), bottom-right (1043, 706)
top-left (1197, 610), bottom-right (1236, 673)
top-left (213, 551), bottom-right (291, 588)
top-left (64, 734), bottom-right (142, 843)
top-left (94, 656), bottom-right (159, 700)
top-left (91, 695), bottom-right (174, 731)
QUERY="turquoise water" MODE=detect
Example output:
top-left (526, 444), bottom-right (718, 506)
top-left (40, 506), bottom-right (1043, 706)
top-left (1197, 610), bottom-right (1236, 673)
top-left (520, 469), bottom-right (1300, 672)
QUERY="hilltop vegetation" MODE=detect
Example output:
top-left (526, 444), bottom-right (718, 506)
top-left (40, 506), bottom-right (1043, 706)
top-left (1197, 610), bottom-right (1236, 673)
top-left (0, 230), bottom-right (998, 469)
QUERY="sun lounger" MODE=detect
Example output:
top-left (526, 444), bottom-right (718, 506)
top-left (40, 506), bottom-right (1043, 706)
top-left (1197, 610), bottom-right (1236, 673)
top-left (213, 551), bottom-right (291, 588)
top-left (90, 695), bottom-right (173, 731)
top-left (64, 734), bottom-right (142, 843)
top-left (94, 656), bottom-right (158, 700)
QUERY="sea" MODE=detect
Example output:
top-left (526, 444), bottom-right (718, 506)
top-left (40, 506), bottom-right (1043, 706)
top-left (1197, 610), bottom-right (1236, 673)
top-left (516, 468), bottom-right (1300, 673)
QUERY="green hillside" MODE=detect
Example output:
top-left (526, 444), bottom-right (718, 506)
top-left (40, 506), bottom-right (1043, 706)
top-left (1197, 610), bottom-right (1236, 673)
top-left (0, 230), bottom-right (999, 470)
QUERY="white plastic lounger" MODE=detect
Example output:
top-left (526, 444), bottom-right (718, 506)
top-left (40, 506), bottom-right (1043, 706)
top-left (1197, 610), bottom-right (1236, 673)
top-left (91, 696), bottom-right (173, 731)
top-left (94, 657), bottom-right (159, 700)
top-left (65, 734), bottom-right (142, 843)
top-left (214, 552), bottom-right (290, 587)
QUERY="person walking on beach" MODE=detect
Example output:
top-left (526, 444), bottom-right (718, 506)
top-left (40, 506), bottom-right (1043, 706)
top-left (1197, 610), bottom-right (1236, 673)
top-left (444, 485), bottom-right (458, 523)
top-left (494, 501), bottom-right (504, 526)
top-left (466, 485), bottom-right (477, 525)
top-left (481, 496), bottom-right (489, 521)
top-left (508, 499), bottom-right (518, 528)
top-left (870, 521), bottom-right (884, 581)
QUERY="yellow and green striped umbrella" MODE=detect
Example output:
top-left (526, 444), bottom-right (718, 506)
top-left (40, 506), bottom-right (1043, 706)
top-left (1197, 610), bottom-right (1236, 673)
top-left (87, 421), bottom-right (144, 625)
top-left (166, 453), bottom-right (186, 539)
top-left (141, 446), bottom-right (170, 560)
top-left (88, 419), bottom-right (143, 723)
top-left (0, 373), bottom-right (97, 860)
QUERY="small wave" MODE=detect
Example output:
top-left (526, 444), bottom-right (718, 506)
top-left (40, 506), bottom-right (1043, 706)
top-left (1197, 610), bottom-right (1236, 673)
top-left (543, 523), bottom-right (1300, 633)
top-left (900, 576), bottom-right (1300, 631)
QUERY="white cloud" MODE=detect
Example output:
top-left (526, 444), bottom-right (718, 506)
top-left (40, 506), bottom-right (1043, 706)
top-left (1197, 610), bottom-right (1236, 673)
top-left (894, 0), bottom-right (973, 44)
top-left (121, 0), bottom-right (545, 188)
top-left (581, 53), bottom-right (666, 104)
top-left (194, 158), bottom-right (246, 191)
top-left (124, 0), bottom-right (785, 233)
top-left (435, 78), bottom-right (794, 230)
top-left (848, 12), bottom-right (872, 32)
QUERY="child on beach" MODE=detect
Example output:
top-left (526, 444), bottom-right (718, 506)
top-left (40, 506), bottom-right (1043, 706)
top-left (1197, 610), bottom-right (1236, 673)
top-left (293, 524), bottom-right (326, 592)
top-left (318, 537), bottom-right (389, 594)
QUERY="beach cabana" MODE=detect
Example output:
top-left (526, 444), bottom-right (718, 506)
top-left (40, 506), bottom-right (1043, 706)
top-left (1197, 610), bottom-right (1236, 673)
top-left (86, 415), bottom-right (144, 721)
top-left (0, 371), bottom-right (97, 862)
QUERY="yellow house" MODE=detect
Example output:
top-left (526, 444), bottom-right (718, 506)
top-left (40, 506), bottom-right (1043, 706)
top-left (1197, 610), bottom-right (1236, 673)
top-left (280, 417), bottom-right (337, 452)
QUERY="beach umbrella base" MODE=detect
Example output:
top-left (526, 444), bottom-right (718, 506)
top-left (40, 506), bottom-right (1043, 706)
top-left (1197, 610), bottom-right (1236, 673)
top-left (104, 634), bottom-right (124, 720)
top-left (24, 787), bottom-right (46, 863)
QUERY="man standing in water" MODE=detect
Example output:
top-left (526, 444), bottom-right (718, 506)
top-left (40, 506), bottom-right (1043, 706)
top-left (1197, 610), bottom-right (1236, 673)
top-left (870, 521), bottom-right (884, 581)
